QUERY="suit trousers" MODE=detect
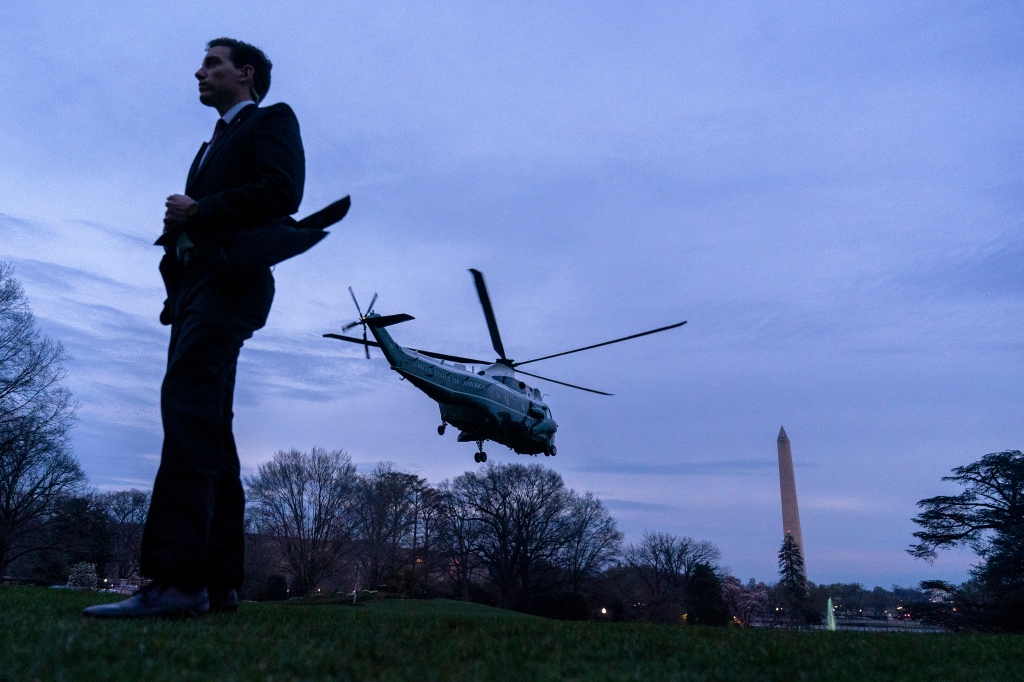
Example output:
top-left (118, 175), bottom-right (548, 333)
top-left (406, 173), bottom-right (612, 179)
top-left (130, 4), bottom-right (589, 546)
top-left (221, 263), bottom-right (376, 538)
top-left (140, 260), bottom-right (274, 592)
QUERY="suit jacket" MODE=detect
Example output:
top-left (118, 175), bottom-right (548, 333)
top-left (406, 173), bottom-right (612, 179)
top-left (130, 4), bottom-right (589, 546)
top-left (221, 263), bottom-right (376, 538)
top-left (183, 102), bottom-right (304, 231)
top-left (156, 103), bottom-right (305, 318)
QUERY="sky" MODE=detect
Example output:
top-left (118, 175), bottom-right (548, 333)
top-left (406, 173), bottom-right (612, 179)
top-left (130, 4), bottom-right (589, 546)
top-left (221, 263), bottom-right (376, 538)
top-left (1, 2), bottom-right (1021, 587)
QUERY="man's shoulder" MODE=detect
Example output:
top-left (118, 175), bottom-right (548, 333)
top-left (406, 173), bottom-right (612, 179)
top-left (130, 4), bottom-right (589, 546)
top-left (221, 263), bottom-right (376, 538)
top-left (252, 102), bottom-right (298, 121)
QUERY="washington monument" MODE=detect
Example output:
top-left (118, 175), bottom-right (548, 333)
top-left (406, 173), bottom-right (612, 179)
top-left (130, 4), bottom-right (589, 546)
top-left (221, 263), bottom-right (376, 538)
top-left (777, 426), bottom-right (806, 564)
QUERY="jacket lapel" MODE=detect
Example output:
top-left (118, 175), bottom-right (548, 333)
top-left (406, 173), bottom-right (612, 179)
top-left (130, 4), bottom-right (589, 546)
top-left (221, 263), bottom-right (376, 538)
top-left (187, 104), bottom-right (257, 189)
top-left (185, 143), bottom-right (208, 192)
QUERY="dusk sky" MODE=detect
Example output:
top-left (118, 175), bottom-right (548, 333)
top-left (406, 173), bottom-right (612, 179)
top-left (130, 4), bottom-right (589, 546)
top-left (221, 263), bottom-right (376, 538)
top-left (2, 2), bottom-right (1021, 587)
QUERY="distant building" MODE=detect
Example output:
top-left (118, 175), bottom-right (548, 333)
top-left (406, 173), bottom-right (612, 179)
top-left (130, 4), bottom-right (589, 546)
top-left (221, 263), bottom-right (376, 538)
top-left (777, 426), bottom-right (806, 569)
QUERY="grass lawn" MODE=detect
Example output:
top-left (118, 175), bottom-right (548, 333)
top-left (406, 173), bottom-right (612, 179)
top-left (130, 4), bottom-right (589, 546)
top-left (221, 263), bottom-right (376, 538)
top-left (1, 586), bottom-right (1022, 681)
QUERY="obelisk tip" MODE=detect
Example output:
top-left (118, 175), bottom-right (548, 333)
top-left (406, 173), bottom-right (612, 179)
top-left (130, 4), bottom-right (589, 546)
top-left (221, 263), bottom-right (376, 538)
top-left (778, 426), bottom-right (788, 441)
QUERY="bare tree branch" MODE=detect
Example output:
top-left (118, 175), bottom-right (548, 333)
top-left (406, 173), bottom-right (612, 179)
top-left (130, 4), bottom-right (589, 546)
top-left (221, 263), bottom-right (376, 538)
top-left (244, 447), bottom-right (356, 595)
top-left (0, 262), bottom-right (84, 574)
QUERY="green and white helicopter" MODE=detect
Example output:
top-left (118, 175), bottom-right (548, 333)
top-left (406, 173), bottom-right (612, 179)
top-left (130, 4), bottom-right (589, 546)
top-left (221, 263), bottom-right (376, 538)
top-left (325, 270), bottom-right (686, 463)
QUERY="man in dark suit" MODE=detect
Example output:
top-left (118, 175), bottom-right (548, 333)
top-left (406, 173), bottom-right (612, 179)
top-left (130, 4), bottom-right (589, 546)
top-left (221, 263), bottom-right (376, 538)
top-left (85, 38), bottom-right (304, 618)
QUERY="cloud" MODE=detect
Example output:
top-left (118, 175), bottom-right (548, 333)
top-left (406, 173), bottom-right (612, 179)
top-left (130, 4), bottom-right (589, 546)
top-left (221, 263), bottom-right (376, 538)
top-left (602, 498), bottom-right (675, 513)
top-left (578, 459), bottom-right (778, 477)
top-left (923, 233), bottom-right (1024, 300)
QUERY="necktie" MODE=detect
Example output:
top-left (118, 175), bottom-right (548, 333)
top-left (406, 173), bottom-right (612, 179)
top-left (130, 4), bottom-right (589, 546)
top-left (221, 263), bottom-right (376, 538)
top-left (209, 118), bottom-right (227, 146)
top-left (198, 118), bottom-right (227, 169)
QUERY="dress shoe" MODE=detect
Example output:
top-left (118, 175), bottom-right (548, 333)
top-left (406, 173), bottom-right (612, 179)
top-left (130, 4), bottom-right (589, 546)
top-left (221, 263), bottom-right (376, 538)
top-left (82, 584), bottom-right (209, 619)
top-left (209, 588), bottom-right (239, 613)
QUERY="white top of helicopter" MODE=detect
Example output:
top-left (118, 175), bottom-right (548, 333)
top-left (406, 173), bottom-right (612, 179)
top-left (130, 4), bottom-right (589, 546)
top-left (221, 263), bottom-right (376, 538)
top-left (406, 348), bottom-right (544, 400)
top-left (480, 364), bottom-right (544, 399)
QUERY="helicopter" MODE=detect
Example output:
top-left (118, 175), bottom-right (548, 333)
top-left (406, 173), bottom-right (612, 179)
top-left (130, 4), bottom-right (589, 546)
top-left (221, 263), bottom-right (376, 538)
top-left (324, 269), bottom-right (686, 463)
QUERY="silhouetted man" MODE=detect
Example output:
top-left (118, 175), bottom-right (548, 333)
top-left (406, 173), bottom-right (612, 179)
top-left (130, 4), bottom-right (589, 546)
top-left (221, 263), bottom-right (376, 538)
top-left (85, 38), bottom-right (304, 618)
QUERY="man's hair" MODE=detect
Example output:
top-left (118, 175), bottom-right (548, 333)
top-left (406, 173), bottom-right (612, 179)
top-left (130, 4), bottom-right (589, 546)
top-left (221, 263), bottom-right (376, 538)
top-left (206, 37), bottom-right (273, 103)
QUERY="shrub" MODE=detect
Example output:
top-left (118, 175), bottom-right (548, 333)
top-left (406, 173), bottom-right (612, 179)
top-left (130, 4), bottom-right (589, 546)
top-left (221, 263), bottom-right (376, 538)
top-left (67, 562), bottom-right (97, 590)
top-left (262, 574), bottom-right (289, 601)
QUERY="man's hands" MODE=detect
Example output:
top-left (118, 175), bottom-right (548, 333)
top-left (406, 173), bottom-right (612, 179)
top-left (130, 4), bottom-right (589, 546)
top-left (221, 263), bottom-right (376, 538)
top-left (164, 194), bottom-right (197, 233)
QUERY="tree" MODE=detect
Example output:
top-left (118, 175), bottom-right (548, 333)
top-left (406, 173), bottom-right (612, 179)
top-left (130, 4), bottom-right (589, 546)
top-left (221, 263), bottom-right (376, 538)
top-left (434, 484), bottom-right (481, 601)
top-left (449, 463), bottom-right (571, 609)
top-left (778, 534), bottom-right (805, 592)
top-left (909, 451), bottom-right (1024, 560)
top-left (0, 262), bottom-right (84, 575)
top-left (97, 489), bottom-right (150, 580)
top-left (349, 463), bottom-right (424, 589)
top-left (777, 533), bottom-right (816, 625)
top-left (242, 510), bottom-right (280, 601)
top-left (8, 492), bottom-right (110, 585)
top-left (50, 493), bottom-right (112, 573)
top-left (685, 563), bottom-right (729, 626)
top-left (245, 447), bottom-right (357, 595)
top-left (722, 576), bottom-right (769, 627)
top-left (558, 492), bottom-right (623, 595)
top-left (909, 450), bottom-right (1024, 632)
top-left (623, 532), bottom-right (720, 602)
top-left (409, 484), bottom-right (447, 586)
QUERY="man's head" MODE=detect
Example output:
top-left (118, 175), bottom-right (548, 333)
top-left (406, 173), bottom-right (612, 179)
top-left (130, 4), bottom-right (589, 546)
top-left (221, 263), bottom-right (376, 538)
top-left (196, 38), bottom-right (272, 113)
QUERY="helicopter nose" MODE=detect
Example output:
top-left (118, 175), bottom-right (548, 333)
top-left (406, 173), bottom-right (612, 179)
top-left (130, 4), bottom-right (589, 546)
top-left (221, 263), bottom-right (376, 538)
top-left (533, 418), bottom-right (557, 436)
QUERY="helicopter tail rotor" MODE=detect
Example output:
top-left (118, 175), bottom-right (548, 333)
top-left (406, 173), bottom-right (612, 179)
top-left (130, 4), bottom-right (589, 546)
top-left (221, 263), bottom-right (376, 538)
top-left (345, 286), bottom-right (378, 359)
top-left (330, 289), bottom-right (415, 359)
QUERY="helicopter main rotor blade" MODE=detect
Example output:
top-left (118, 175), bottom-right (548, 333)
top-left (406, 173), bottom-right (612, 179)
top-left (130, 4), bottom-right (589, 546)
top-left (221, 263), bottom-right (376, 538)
top-left (325, 333), bottom-right (488, 365)
top-left (409, 349), bottom-right (491, 364)
top-left (348, 286), bottom-right (363, 318)
top-left (469, 269), bottom-right (508, 362)
top-left (513, 320), bottom-right (688, 367)
top-left (513, 368), bottom-right (613, 396)
top-left (323, 333), bottom-right (382, 348)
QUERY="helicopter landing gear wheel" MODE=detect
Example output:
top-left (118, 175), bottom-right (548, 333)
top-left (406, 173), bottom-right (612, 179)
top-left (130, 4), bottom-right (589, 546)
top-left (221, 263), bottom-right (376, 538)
top-left (437, 423), bottom-right (446, 436)
top-left (546, 445), bottom-right (557, 457)
top-left (474, 441), bottom-right (487, 463)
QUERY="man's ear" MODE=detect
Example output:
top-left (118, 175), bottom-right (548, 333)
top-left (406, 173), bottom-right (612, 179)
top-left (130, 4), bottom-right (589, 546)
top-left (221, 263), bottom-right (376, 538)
top-left (239, 64), bottom-right (254, 85)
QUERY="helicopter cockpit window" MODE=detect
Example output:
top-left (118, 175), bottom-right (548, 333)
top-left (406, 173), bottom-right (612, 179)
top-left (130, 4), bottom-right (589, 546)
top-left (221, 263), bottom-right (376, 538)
top-left (496, 377), bottom-right (529, 394)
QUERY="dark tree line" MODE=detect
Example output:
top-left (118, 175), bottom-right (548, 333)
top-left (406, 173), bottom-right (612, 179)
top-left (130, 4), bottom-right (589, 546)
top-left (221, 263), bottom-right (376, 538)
top-left (4, 489), bottom-right (151, 585)
top-left (244, 449), bottom-right (629, 614)
top-left (241, 448), bottom-right (741, 623)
